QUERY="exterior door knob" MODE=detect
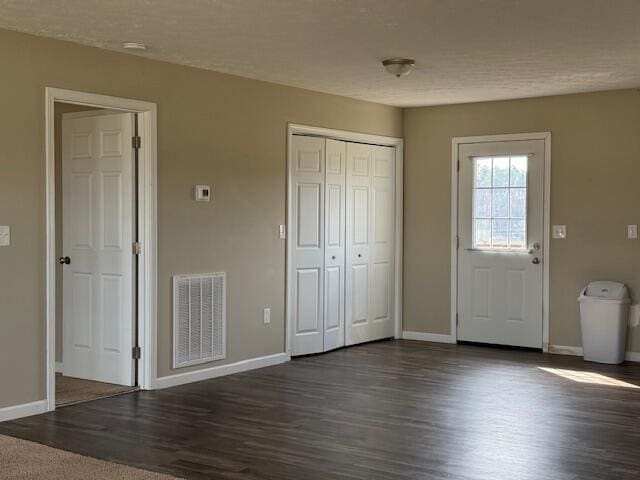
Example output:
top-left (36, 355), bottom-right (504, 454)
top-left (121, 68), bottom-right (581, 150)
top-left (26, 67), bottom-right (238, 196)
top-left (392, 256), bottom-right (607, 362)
top-left (532, 257), bottom-right (540, 265)
top-left (59, 256), bottom-right (71, 265)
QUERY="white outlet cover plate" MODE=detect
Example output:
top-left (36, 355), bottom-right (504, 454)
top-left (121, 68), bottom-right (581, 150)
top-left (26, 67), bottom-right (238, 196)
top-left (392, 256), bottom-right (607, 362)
top-left (0, 226), bottom-right (10, 246)
top-left (552, 225), bottom-right (566, 239)
top-left (627, 224), bottom-right (638, 239)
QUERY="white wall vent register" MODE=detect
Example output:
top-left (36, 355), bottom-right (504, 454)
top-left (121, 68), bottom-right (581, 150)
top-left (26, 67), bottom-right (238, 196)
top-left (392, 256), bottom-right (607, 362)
top-left (173, 272), bottom-right (226, 368)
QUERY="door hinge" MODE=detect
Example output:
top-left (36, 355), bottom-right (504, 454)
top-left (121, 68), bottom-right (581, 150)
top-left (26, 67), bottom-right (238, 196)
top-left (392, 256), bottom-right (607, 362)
top-left (133, 242), bottom-right (142, 255)
top-left (456, 236), bottom-right (459, 249)
top-left (132, 135), bottom-right (141, 149)
top-left (132, 346), bottom-right (141, 360)
top-left (457, 159), bottom-right (460, 172)
top-left (456, 313), bottom-right (459, 325)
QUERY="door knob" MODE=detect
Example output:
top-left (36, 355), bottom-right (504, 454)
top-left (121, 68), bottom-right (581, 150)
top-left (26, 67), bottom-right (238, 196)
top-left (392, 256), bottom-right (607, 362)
top-left (59, 256), bottom-right (71, 265)
top-left (532, 257), bottom-right (540, 265)
top-left (331, 255), bottom-right (336, 260)
top-left (528, 242), bottom-right (541, 254)
top-left (357, 254), bottom-right (362, 258)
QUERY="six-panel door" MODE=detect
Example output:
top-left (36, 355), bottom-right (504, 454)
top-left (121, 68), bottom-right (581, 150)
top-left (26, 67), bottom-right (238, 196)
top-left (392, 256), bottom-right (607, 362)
top-left (62, 112), bottom-right (135, 386)
top-left (290, 136), bottom-right (396, 355)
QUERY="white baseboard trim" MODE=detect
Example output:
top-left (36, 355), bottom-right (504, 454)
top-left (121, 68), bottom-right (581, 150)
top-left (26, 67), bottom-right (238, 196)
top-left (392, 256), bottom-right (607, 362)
top-left (0, 400), bottom-right (48, 423)
top-left (402, 331), bottom-right (457, 344)
top-left (55, 361), bottom-right (63, 373)
top-left (155, 352), bottom-right (288, 389)
top-left (549, 344), bottom-right (640, 363)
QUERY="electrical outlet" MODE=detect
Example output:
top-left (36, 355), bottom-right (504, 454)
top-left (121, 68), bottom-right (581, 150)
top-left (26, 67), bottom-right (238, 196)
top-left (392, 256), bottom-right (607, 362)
top-left (263, 308), bottom-right (271, 324)
top-left (627, 225), bottom-right (638, 239)
top-left (279, 225), bottom-right (286, 239)
top-left (0, 226), bottom-right (10, 246)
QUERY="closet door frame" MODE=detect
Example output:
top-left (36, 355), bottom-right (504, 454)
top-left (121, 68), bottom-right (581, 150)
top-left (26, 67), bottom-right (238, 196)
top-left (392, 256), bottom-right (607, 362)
top-left (285, 124), bottom-right (404, 358)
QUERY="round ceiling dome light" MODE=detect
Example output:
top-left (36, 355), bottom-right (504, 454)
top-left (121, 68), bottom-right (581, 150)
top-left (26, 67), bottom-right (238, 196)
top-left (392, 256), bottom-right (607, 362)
top-left (123, 42), bottom-right (147, 51)
top-left (382, 58), bottom-right (415, 78)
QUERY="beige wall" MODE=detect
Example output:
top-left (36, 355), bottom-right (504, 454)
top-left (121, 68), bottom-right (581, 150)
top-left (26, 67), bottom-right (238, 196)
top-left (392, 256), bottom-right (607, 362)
top-left (403, 89), bottom-right (640, 351)
top-left (0, 28), bottom-right (402, 408)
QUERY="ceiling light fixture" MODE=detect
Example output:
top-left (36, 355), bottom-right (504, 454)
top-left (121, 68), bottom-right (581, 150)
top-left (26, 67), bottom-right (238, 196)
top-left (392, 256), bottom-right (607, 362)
top-left (123, 42), bottom-right (147, 51)
top-left (382, 58), bottom-right (415, 78)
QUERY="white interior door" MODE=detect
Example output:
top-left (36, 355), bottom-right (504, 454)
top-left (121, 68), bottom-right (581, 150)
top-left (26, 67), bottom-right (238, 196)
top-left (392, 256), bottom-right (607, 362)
top-left (457, 139), bottom-right (545, 348)
top-left (290, 135), bottom-right (325, 355)
top-left (323, 139), bottom-right (346, 351)
top-left (345, 143), bottom-right (395, 345)
top-left (62, 112), bottom-right (135, 385)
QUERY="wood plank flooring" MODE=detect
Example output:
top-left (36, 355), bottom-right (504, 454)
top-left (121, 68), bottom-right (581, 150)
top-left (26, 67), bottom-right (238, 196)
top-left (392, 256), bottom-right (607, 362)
top-left (2, 340), bottom-right (640, 480)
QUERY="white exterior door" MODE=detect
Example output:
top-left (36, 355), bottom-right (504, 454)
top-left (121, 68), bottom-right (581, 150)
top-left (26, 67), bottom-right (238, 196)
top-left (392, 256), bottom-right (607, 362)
top-left (323, 139), bottom-right (346, 351)
top-left (345, 143), bottom-right (395, 345)
top-left (290, 136), bottom-right (325, 355)
top-left (457, 139), bottom-right (545, 348)
top-left (62, 112), bottom-right (135, 385)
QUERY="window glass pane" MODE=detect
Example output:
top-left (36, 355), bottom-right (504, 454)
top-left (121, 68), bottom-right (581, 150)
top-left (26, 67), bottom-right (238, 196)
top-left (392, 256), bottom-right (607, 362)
top-left (475, 220), bottom-right (491, 248)
top-left (509, 188), bottom-right (526, 219)
top-left (474, 189), bottom-right (491, 218)
top-left (475, 157), bottom-right (492, 187)
top-left (492, 156), bottom-right (509, 187)
top-left (472, 155), bottom-right (527, 250)
top-left (491, 219), bottom-right (509, 248)
top-left (510, 156), bottom-right (527, 187)
top-left (510, 219), bottom-right (526, 249)
top-left (492, 189), bottom-right (509, 218)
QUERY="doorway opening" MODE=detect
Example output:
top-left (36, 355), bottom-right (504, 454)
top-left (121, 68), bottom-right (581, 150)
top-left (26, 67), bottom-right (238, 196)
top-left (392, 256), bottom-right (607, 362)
top-left (54, 103), bottom-right (140, 406)
top-left (45, 88), bottom-right (158, 411)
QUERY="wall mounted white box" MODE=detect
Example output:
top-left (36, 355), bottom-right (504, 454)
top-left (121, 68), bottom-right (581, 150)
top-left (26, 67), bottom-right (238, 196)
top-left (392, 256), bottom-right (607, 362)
top-left (0, 226), bottom-right (10, 246)
top-left (195, 185), bottom-right (211, 202)
top-left (627, 225), bottom-right (637, 239)
top-left (552, 225), bottom-right (566, 239)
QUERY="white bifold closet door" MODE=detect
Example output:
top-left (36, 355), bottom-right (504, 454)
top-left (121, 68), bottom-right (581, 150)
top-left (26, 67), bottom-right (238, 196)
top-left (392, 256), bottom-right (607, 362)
top-left (345, 143), bottom-right (395, 345)
top-left (290, 135), bottom-right (394, 356)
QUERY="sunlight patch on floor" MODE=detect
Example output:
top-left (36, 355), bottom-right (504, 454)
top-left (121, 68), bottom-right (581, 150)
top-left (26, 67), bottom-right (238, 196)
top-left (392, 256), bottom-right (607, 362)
top-left (539, 367), bottom-right (639, 389)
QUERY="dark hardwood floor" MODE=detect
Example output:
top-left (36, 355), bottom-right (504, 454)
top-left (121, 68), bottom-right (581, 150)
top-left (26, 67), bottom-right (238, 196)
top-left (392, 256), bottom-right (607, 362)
top-left (2, 340), bottom-right (640, 479)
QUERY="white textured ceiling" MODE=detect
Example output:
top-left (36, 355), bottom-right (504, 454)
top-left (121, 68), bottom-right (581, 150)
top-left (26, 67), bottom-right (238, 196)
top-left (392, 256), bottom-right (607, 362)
top-left (1, 0), bottom-right (640, 107)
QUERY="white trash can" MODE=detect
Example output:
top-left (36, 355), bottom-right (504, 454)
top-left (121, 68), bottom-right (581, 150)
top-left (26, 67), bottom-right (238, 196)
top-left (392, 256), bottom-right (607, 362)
top-left (578, 281), bottom-right (630, 364)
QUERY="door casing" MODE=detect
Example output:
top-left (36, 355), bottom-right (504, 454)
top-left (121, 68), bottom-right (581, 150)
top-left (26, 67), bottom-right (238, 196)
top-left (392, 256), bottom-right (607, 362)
top-left (285, 124), bottom-right (404, 357)
top-left (451, 132), bottom-right (551, 351)
top-left (45, 87), bottom-right (158, 411)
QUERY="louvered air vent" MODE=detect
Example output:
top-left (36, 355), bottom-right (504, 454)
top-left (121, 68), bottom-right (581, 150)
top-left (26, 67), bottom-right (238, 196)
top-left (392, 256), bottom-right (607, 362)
top-left (173, 272), bottom-right (226, 368)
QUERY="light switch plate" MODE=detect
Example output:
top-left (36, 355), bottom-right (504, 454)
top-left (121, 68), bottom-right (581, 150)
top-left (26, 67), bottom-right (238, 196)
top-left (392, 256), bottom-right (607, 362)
top-left (279, 225), bottom-right (286, 239)
top-left (552, 225), bottom-right (567, 239)
top-left (628, 225), bottom-right (638, 239)
top-left (263, 308), bottom-right (271, 324)
top-left (0, 226), bottom-right (10, 246)
top-left (194, 185), bottom-right (211, 202)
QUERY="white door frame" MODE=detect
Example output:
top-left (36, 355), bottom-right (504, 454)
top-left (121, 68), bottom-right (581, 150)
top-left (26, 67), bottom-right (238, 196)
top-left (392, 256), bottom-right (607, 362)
top-left (286, 123), bottom-right (404, 357)
top-left (451, 132), bottom-right (551, 351)
top-left (45, 87), bottom-right (158, 411)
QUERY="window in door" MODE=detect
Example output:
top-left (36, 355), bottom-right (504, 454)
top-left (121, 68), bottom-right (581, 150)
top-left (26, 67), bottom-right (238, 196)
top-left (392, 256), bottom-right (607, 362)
top-left (473, 155), bottom-right (528, 250)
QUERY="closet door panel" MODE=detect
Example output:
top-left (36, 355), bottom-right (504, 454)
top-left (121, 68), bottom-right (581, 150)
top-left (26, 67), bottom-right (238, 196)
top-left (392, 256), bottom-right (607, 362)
top-left (290, 136), bottom-right (325, 355)
top-left (323, 139), bottom-right (346, 351)
top-left (345, 142), bottom-right (372, 345)
top-left (370, 145), bottom-right (395, 339)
